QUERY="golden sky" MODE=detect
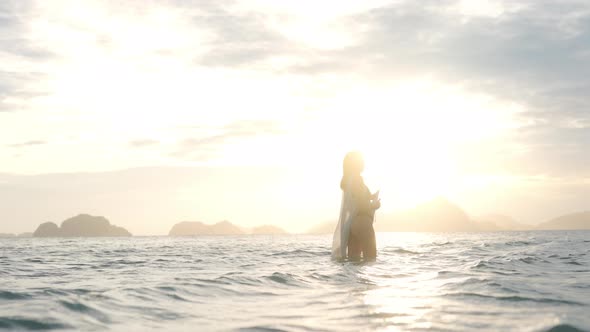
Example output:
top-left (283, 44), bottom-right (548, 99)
top-left (1, 0), bottom-right (589, 234)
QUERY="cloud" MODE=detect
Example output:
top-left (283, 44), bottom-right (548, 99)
top-left (7, 140), bottom-right (47, 148)
top-left (1, 0), bottom-right (588, 180)
top-left (172, 120), bottom-right (283, 160)
top-left (186, 2), bottom-right (297, 67)
top-left (333, 1), bottom-right (588, 89)
top-left (0, 1), bottom-right (52, 113)
top-left (508, 125), bottom-right (590, 176)
top-left (0, 1), bottom-right (54, 59)
top-left (177, 0), bottom-right (590, 130)
top-left (129, 139), bottom-right (159, 148)
top-left (281, 0), bottom-right (590, 176)
top-left (0, 71), bottom-right (49, 112)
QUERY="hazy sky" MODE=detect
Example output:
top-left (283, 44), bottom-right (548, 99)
top-left (1, 0), bottom-right (589, 234)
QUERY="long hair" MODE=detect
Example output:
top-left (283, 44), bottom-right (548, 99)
top-left (340, 151), bottom-right (364, 190)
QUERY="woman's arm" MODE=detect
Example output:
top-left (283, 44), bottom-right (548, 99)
top-left (350, 178), bottom-right (376, 215)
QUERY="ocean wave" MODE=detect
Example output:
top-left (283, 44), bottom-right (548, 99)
top-left (442, 278), bottom-right (519, 294)
top-left (471, 260), bottom-right (492, 269)
top-left (543, 323), bottom-right (586, 332)
top-left (443, 277), bottom-right (489, 286)
top-left (508, 256), bottom-right (551, 264)
top-left (265, 272), bottom-right (308, 287)
top-left (429, 241), bottom-right (453, 247)
top-left (59, 299), bottom-right (111, 323)
top-left (0, 317), bottom-right (70, 330)
top-left (237, 326), bottom-right (289, 332)
top-left (444, 292), bottom-right (585, 306)
top-left (353, 311), bottom-right (409, 319)
top-left (216, 275), bottom-right (261, 287)
top-left (237, 324), bottom-right (320, 332)
top-left (0, 290), bottom-right (31, 300)
top-left (267, 249), bottom-right (330, 257)
top-left (505, 240), bottom-right (534, 246)
top-left (382, 248), bottom-right (419, 255)
top-left (2, 232), bottom-right (589, 331)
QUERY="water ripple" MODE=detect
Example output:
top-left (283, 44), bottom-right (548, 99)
top-left (1, 231), bottom-right (589, 331)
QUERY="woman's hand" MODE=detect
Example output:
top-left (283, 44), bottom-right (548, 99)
top-left (370, 190), bottom-right (381, 210)
top-left (371, 198), bottom-right (381, 210)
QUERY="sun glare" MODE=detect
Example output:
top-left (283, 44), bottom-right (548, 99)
top-left (309, 80), bottom-right (518, 209)
top-left (12, 1), bottom-right (520, 208)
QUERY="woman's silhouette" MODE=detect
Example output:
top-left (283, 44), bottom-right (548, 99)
top-left (340, 151), bottom-right (380, 260)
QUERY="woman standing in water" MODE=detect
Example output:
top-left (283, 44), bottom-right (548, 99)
top-left (339, 151), bottom-right (381, 260)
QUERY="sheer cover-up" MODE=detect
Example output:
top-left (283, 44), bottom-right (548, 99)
top-left (331, 181), bottom-right (356, 260)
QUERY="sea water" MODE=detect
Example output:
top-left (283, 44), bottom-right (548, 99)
top-left (1, 231), bottom-right (589, 331)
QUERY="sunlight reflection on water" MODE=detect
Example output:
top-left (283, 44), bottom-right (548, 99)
top-left (0, 231), bottom-right (589, 331)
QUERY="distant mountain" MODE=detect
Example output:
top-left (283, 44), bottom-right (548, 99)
top-left (474, 214), bottom-right (532, 231)
top-left (537, 211), bottom-right (590, 230)
top-left (250, 225), bottom-right (288, 235)
top-left (473, 220), bottom-right (502, 232)
top-left (0, 232), bottom-right (47, 238)
top-left (168, 220), bottom-right (245, 236)
top-left (307, 198), bottom-right (519, 233)
top-left (33, 222), bottom-right (61, 237)
top-left (306, 221), bottom-right (335, 235)
top-left (33, 214), bottom-right (132, 237)
top-left (376, 197), bottom-right (480, 232)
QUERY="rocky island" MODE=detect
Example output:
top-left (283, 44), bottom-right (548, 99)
top-left (33, 214), bottom-right (132, 237)
top-left (537, 211), bottom-right (590, 230)
top-left (168, 221), bottom-right (288, 236)
top-left (169, 221), bottom-right (244, 236)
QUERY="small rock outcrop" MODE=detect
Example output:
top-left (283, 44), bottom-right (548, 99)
top-left (33, 214), bottom-right (131, 237)
top-left (169, 221), bottom-right (244, 236)
top-left (33, 222), bottom-right (61, 237)
top-left (537, 211), bottom-right (590, 230)
top-left (250, 225), bottom-right (288, 235)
